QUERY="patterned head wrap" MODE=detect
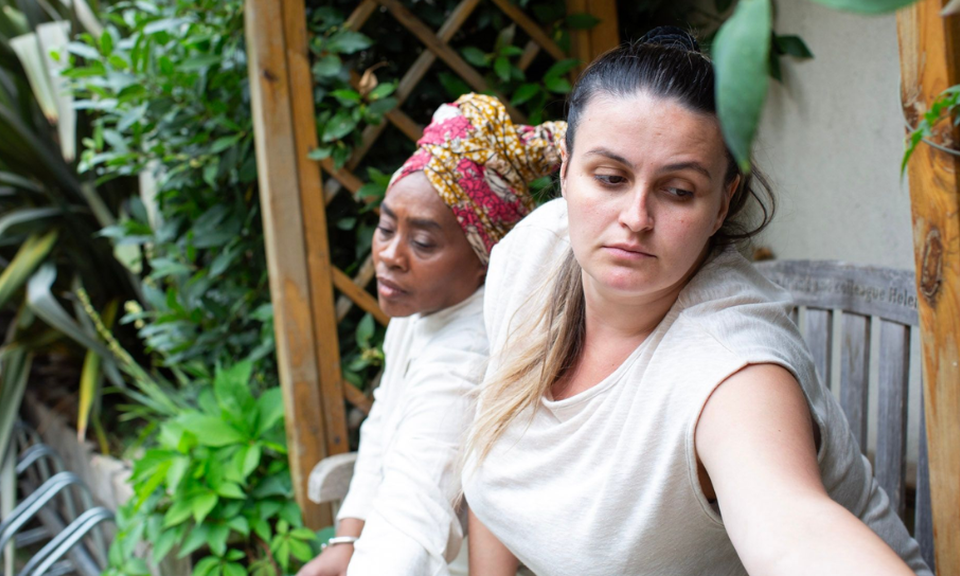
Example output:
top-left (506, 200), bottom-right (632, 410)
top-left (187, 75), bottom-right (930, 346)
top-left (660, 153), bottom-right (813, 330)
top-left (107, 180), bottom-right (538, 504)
top-left (388, 93), bottom-right (567, 265)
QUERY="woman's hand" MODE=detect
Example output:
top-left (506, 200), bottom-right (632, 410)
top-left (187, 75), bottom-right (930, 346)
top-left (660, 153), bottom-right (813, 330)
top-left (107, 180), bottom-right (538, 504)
top-left (296, 543), bottom-right (354, 576)
top-left (296, 518), bottom-right (364, 576)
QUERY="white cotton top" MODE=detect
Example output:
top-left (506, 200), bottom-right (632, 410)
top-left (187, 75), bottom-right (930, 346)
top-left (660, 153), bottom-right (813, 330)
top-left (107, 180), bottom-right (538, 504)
top-left (462, 199), bottom-right (931, 576)
top-left (339, 287), bottom-right (486, 576)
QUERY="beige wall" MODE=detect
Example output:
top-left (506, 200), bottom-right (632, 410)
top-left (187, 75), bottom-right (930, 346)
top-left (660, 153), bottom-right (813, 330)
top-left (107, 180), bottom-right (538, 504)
top-left (755, 2), bottom-right (914, 270)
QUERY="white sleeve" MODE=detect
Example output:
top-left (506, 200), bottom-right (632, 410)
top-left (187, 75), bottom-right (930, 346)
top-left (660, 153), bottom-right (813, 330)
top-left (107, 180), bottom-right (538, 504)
top-left (346, 344), bottom-right (485, 576)
top-left (336, 379), bottom-right (389, 522)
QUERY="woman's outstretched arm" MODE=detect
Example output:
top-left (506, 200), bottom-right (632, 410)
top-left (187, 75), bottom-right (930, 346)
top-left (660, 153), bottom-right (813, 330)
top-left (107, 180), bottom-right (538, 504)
top-left (696, 363), bottom-right (914, 576)
top-left (469, 508), bottom-right (519, 575)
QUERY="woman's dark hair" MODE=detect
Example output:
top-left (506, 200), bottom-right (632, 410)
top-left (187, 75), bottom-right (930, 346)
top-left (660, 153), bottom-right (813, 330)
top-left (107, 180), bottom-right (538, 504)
top-left (565, 26), bottom-right (775, 246)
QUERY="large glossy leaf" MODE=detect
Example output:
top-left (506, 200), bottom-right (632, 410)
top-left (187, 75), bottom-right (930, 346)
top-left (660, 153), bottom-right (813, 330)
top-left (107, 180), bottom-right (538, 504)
top-left (0, 230), bottom-right (57, 310)
top-left (809, 0), bottom-right (918, 14)
top-left (36, 21), bottom-right (74, 161)
top-left (712, 0), bottom-right (772, 171)
top-left (77, 299), bottom-right (116, 441)
top-left (0, 171), bottom-right (41, 193)
top-left (0, 345), bottom-right (32, 467)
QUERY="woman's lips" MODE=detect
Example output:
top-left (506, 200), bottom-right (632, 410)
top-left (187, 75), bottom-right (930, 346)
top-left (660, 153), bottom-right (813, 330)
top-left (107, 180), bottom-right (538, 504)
top-left (377, 277), bottom-right (408, 299)
top-left (604, 244), bottom-right (655, 259)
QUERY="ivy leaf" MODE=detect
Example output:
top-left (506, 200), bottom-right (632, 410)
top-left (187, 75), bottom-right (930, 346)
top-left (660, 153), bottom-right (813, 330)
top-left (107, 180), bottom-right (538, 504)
top-left (216, 482), bottom-right (246, 499)
top-left (207, 524), bottom-right (230, 556)
top-left (178, 524), bottom-right (211, 559)
top-left (808, 0), bottom-right (918, 13)
top-left (712, 0), bottom-right (772, 171)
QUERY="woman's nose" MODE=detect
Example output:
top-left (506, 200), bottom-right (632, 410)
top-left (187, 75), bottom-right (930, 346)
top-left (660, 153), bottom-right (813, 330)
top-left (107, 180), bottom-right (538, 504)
top-left (619, 187), bottom-right (655, 233)
top-left (377, 235), bottom-right (408, 270)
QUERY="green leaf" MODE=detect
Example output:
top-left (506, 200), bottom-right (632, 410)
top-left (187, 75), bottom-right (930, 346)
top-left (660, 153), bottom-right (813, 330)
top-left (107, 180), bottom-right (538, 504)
top-left (808, 0), bottom-right (918, 13)
top-left (438, 72), bottom-right (471, 99)
top-left (775, 35), bottom-right (813, 59)
top-left (226, 516), bottom-right (250, 536)
top-left (566, 13), bottom-right (600, 29)
top-left (192, 491), bottom-right (219, 523)
top-left (461, 46), bottom-right (488, 67)
top-left (152, 527), bottom-right (180, 564)
top-left (241, 443), bottom-right (262, 477)
top-left (0, 207), bottom-right (61, 240)
top-left (545, 76), bottom-right (571, 94)
top-left (367, 82), bottom-right (396, 101)
top-left (192, 556), bottom-right (219, 576)
top-left (163, 499), bottom-right (194, 528)
top-left (331, 89), bottom-right (361, 106)
top-left (207, 524), bottom-right (229, 556)
top-left (210, 134), bottom-right (243, 154)
top-left (545, 59), bottom-right (579, 80)
top-left (511, 83), bottom-right (541, 106)
top-left (214, 361), bottom-right (255, 418)
top-left (322, 110), bottom-right (357, 143)
top-left (494, 56), bottom-right (512, 82)
top-left (256, 388), bottom-right (284, 435)
top-left (178, 524), bottom-right (211, 559)
top-left (178, 414), bottom-right (245, 446)
top-left (307, 146), bottom-right (332, 160)
top-left (712, 0), bottom-right (772, 171)
top-left (216, 482), bottom-right (245, 499)
top-left (327, 30), bottom-right (372, 54)
top-left (312, 54), bottom-right (342, 77)
top-left (0, 231), bottom-right (57, 310)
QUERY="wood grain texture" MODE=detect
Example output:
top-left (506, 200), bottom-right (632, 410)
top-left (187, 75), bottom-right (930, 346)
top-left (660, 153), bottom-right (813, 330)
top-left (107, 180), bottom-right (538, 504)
top-left (877, 320), bottom-right (910, 519)
top-left (917, 403), bottom-right (936, 572)
top-left (840, 312), bottom-right (870, 452)
top-left (336, 254), bottom-right (376, 322)
top-left (564, 0), bottom-right (619, 75)
top-left (898, 1), bottom-right (960, 571)
top-left (281, 0), bottom-right (347, 459)
top-left (246, 0), bottom-right (331, 528)
top-left (755, 260), bottom-right (918, 326)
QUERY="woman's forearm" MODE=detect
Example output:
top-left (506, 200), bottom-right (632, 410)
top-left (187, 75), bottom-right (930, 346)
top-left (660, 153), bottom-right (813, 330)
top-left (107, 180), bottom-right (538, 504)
top-left (468, 509), bottom-right (518, 575)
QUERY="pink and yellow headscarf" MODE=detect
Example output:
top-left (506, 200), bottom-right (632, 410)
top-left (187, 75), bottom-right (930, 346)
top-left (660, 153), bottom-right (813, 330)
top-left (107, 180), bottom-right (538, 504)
top-left (388, 93), bottom-right (566, 265)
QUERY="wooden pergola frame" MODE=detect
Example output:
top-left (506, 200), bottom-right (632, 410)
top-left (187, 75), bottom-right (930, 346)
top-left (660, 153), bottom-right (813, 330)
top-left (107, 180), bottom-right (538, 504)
top-left (244, 0), bottom-right (958, 572)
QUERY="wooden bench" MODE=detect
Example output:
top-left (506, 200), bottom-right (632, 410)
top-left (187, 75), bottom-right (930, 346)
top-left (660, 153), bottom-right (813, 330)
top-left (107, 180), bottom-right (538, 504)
top-left (308, 259), bottom-right (936, 570)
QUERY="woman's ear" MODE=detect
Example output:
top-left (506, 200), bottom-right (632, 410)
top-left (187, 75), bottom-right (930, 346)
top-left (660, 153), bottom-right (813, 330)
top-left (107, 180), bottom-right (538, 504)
top-left (713, 175), bottom-right (741, 234)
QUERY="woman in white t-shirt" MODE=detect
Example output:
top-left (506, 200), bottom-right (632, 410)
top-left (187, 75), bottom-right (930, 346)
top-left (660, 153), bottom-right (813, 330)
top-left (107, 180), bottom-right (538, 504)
top-left (463, 29), bottom-right (930, 575)
top-left (297, 94), bottom-right (564, 576)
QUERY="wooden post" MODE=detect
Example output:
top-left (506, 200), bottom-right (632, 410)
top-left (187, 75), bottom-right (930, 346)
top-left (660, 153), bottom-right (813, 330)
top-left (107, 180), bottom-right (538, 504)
top-left (565, 0), bottom-right (619, 74)
top-left (897, 1), bottom-right (960, 572)
top-left (245, 0), bottom-right (348, 529)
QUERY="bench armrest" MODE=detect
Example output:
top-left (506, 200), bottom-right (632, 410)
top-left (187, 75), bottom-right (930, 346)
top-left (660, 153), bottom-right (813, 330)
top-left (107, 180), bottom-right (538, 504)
top-left (308, 452), bottom-right (358, 505)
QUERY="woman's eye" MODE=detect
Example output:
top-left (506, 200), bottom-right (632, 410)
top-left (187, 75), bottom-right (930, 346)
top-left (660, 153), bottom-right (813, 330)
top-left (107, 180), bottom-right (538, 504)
top-left (376, 225), bottom-right (395, 236)
top-left (594, 174), bottom-right (626, 186)
top-left (413, 240), bottom-right (436, 250)
top-left (665, 187), bottom-right (694, 199)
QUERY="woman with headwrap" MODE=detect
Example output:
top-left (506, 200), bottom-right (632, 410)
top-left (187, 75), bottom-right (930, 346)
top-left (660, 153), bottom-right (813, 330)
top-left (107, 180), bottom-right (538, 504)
top-left (297, 93), bottom-right (565, 576)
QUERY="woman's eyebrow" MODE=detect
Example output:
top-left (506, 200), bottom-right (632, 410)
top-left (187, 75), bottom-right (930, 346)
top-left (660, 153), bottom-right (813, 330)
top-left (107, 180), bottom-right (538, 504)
top-left (659, 161), bottom-right (712, 180)
top-left (408, 217), bottom-right (442, 231)
top-left (583, 147), bottom-right (634, 168)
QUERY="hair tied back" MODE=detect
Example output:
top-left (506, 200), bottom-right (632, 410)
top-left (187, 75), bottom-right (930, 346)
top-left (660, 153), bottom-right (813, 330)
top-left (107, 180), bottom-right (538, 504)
top-left (637, 26), bottom-right (701, 54)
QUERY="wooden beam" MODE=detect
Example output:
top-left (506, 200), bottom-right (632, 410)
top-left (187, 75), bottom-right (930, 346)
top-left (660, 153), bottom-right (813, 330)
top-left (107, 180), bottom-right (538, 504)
top-left (491, 0), bottom-right (567, 61)
top-left (246, 0), bottom-right (347, 529)
top-left (565, 0), bottom-right (619, 75)
top-left (897, 1), bottom-right (960, 572)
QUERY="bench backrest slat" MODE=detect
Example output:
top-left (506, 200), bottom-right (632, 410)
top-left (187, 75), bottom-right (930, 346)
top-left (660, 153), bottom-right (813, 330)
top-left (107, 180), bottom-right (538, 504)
top-left (876, 320), bottom-right (910, 518)
top-left (916, 405), bottom-right (935, 572)
top-left (804, 308), bottom-right (833, 388)
top-left (840, 312), bottom-right (871, 451)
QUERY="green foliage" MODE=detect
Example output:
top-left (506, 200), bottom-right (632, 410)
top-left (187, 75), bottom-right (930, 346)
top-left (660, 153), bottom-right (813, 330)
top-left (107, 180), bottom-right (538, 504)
top-left (105, 361), bottom-right (319, 576)
top-left (903, 85), bottom-right (960, 174)
top-left (66, 0), bottom-right (275, 374)
top-left (713, 0), bottom-right (773, 171)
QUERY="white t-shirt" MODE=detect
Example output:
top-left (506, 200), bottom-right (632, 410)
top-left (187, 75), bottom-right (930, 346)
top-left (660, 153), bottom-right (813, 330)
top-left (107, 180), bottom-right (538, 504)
top-left (463, 199), bottom-right (930, 576)
top-left (339, 288), bottom-right (486, 576)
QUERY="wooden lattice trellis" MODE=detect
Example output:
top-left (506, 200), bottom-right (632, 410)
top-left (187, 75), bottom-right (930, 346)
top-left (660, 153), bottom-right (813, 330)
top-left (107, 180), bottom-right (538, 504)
top-left (246, 0), bottom-right (618, 528)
